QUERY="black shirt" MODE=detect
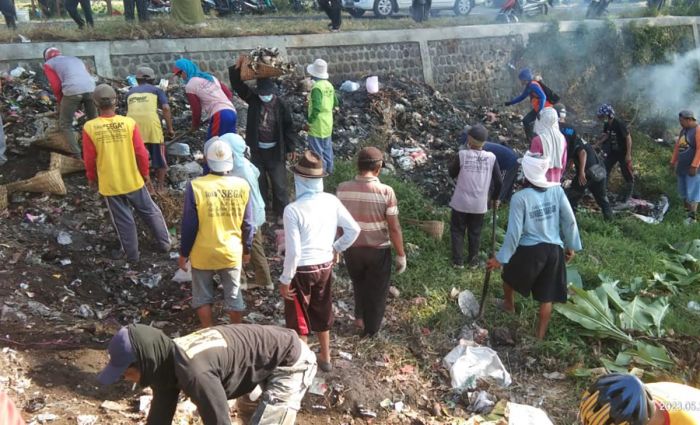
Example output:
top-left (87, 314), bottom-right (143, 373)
top-left (148, 324), bottom-right (301, 425)
top-left (568, 138), bottom-right (599, 175)
top-left (603, 118), bottom-right (629, 154)
top-left (559, 123), bottom-right (578, 149)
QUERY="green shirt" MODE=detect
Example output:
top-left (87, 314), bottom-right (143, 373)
top-left (307, 79), bottom-right (338, 139)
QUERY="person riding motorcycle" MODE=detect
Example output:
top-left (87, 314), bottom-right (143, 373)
top-left (579, 373), bottom-right (700, 425)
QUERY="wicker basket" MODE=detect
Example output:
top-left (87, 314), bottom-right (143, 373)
top-left (0, 185), bottom-right (7, 211)
top-left (239, 55), bottom-right (286, 81)
top-left (405, 219), bottom-right (445, 240)
top-left (49, 152), bottom-right (85, 175)
top-left (33, 128), bottom-right (75, 154)
top-left (5, 169), bottom-right (67, 196)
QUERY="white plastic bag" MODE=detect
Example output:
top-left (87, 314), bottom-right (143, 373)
top-left (172, 262), bottom-right (192, 283)
top-left (339, 80), bottom-right (360, 92)
top-left (366, 76), bottom-right (379, 94)
top-left (447, 346), bottom-right (511, 390)
top-left (507, 402), bottom-right (554, 425)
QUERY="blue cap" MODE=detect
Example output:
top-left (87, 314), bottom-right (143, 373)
top-left (97, 327), bottom-right (136, 385)
top-left (518, 68), bottom-right (533, 81)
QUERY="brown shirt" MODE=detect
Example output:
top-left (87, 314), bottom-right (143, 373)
top-left (336, 175), bottom-right (398, 248)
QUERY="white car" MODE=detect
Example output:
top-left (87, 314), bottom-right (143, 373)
top-left (343, 0), bottom-right (475, 17)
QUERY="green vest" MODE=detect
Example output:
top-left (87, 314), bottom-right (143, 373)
top-left (307, 79), bottom-right (336, 138)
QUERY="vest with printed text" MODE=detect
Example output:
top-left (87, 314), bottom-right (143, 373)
top-left (83, 115), bottom-right (144, 196)
top-left (190, 174), bottom-right (250, 270)
top-left (307, 79), bottom-right (336, 138)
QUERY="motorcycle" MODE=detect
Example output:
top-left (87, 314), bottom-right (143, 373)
top-left (201, 0), bottom-right (276, 15)
top-left (585, 0), bottom-right (610, 17)
top-left (496, 0), bottom-right (551, 22)
top-left (148, 0), bottom-right (171, 14)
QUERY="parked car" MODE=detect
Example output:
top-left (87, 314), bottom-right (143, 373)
top-left (343, 0), bottom-right (474, 17)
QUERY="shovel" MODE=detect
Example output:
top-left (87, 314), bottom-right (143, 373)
top-left (477, 204), bottom-right (498, 320)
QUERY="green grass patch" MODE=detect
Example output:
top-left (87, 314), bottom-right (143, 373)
top-left (326, 129), bottom-right (700, 369)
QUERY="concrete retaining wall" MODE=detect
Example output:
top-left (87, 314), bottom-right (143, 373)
top-left (1, 16), bottom-right (699, 103)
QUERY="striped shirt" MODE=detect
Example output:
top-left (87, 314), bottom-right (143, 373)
top-left (337, 175), bottom-right (398, 248)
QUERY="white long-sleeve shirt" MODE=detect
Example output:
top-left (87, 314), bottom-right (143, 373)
top-left (279, 192), bottom-right (360, 285)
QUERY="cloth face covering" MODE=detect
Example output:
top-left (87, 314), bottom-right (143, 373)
top-left (294, 175), bottom-right (323, 200)
top-left (533, 107), bottom-right (565, 169)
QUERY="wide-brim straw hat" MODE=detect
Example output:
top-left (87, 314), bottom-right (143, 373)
top-left (33, 128), bottom-right (75, 155)
top-left (50, 152), bottom-right (85, 175)
top-left (288, 150), bottom-right (327, 178)
top-left (5, 169), bottom-right (67, 196)
top-left (306, 59), bottom-right (329, 80)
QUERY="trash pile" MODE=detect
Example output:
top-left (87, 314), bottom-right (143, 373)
top-left (281, 75), bottom-right (529, 204)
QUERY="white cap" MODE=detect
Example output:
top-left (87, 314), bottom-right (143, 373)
top-left (205, 138), bottom-right (233, 173)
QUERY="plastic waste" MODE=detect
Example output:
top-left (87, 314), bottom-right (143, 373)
top-left (139, 273), bottom-right (162, 289)
top-left (507, 402), bottom-right (554, 425)
top-left (126, 75), bottom-right (138, 87)
top-left (167, 142), bottom-right (190, 157)
top-left (10, 67), bottom-right (27, 78)
top-left (469, 390), bottom-right (495, 413)
top-left (688, 301), bottom-right (700, 312)
top-left (458, 290), bottom-right (480, 319)
top-left (366, 76), bottom-right (379, 94)
top-left (57, 231), bottom-right (73, 245)
top-left (172, 264), bottom-right (192, 283)
top-left (339, 80), bottom-right (360, 92)
top-left (443, 345), bottom-right (511, 390)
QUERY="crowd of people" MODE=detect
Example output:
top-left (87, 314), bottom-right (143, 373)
top-left (2, 49), bottom-right (700, 424)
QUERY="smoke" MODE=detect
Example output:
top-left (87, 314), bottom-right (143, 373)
top-left (625, 48), bottom-right (700, 122)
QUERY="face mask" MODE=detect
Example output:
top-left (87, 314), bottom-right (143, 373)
top-left (259, 94), bottom-right (273, 103)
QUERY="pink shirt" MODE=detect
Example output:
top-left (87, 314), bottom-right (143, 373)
top-left (530, 135), bottom-right (567, 183)
top-left (185, 76), bottom-right (235, 120)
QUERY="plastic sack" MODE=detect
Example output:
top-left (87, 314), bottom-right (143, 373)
top-left (507, 402), bottom-right (554, 425)
top-left (172, 262), bottom-right (192, 283)
top-left (458, 290), bottom-right (479, 318)
top-left (339, 80), bottom-right (360, 92)
top-left (446, 346), bottom-right (511, 390)
top-left (167, 142), bottom-right (191, 157)
top-left (366, 76), bottom-right (379, 94)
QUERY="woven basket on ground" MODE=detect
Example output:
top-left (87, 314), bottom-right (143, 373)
top-left (0, 185), bottom-right (7, 211)
top-left (49, 152), bottom-right (85, 175)
top-left (405, 219), bottom-right (445, 240)
top-left (32, 128), bottom-right (75, 154)
top-left (239, 55), bottom-right (286, 81)
top-left (5, 169), bottom-right (67, 196)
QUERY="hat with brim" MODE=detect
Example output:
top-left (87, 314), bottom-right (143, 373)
top-left (521, 152), bottom-right (560, 188)
top-left (98, 327), bottom-right (136, 386)
top-left (680, 109), bottom-right (696, 120)
top-left (93, 84), bottom-right (117, 107)
top-left (205, 138), bottom-right (234, 173)
top-left (306, 59), bottom-right (329, 80)
top-left (136, 66), bottom-right (155, 80)
top-left (288, 150), bottom-right (328, 178)
top-left (467, 124), bottom-right (488, 146)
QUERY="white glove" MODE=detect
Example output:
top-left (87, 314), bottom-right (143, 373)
top-left (395, 255), bottom-right (407, 275)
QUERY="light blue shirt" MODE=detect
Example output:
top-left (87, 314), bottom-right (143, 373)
top-left (496, 186), bottom-right (582, 264)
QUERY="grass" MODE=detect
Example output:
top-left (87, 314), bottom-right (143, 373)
top-left (325, 129), bottom-right (700, 376)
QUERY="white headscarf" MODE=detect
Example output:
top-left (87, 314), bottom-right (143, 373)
top-left (533, 107), bottom-right (566, 169)
top-left (521, 152), bottom-right (560, 188)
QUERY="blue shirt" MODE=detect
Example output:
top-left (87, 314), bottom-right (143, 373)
top-left (483, 142), bottom-right (518, 172)
top-left (496, 186), bottom-right (582, 264)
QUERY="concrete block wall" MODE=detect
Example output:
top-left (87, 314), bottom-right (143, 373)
top-left (1, 16), bottom-right (700, 103)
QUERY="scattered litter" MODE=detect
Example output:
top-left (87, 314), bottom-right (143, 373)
top-left (24, 396), bottom-right (46, 413)
top-left (309, 377), bottom-right (328, 396)
top-left (35, 413), bottom-right (58, 423)
top-left (56, 231), bottom-right (72, 245)
top-left (507, 402), bottom-right (554, 425)
top-left (688, 301), bottom-right (700, 312)
top-left (139, 273), bottom-right (162, 289)
top-left (10, 66), bottom-right (28, 78)
top-left (357, 405), bottom-right (377, 418)
top-left (139, 395), bottom-right (153, 413)
top-left (77, 304), bottom-right (95, 319)
top-left (543, 371), bottom-right (566, 380)
top-left (388, 286), bottom-right (400, 298)
top-left (443, 345), bottom-right (511, 390)
top-left (100, 400), bottom-right (129, 411)
top-left (469, 390), bottom-right (495, 413)
top-left (380, 398), bottom-right (393, 409)
top-left (458, 290), bottom-right (480, 319)
top-left (59, 258), bottom-right (72, 266)
top-left (76, 415), bottom-right (98, 425)
top-left (338, 351), bottom-right (353, 361)
top-left (172, 266), bottom-right (192, 283)
top-left (394, 401), bottom-right (405, 413)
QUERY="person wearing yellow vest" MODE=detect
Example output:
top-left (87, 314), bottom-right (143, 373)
top-left (83, 84), bottom-right (171, 264)
top-left (305, 59), bottom-right (339, 174)
top-left (580, 373), bottom-right (700, 425)
top-left (178, 138), bottom-right (255, 327)
top-left (126, 66), bottom-right (175, 192)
